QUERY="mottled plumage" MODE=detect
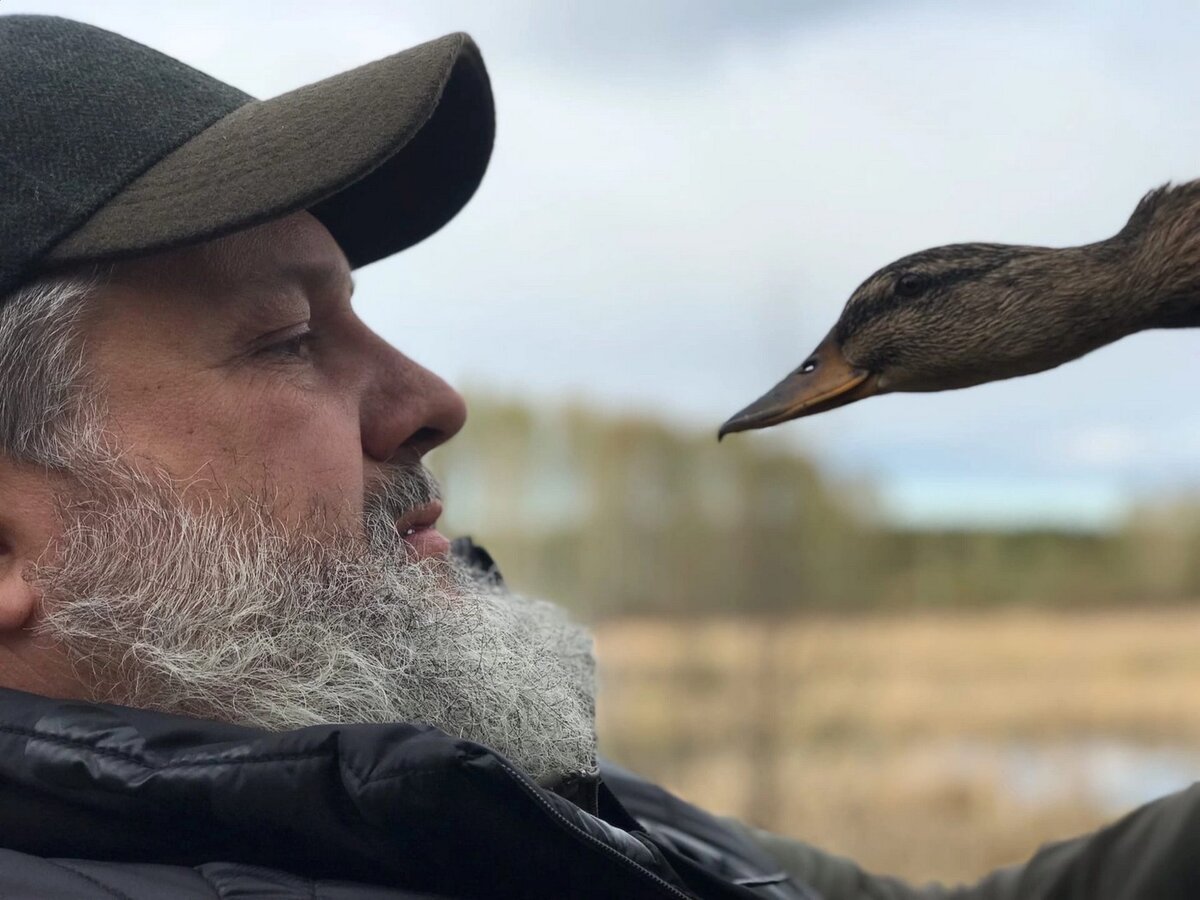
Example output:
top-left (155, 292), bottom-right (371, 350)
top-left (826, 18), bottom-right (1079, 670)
top-left (721, 181), bottom-right (1200, 435)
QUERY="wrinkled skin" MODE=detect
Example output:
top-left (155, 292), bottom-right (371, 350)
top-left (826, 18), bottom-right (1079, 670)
top-left (0, 211), bottom-right (467, 698)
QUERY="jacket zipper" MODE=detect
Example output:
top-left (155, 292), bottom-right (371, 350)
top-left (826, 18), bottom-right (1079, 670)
top-left (494, 757), bottom-right (696, 900)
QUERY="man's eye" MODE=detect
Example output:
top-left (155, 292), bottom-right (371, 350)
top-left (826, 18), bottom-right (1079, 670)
top-left (260, 328), bottom-right (316, 361)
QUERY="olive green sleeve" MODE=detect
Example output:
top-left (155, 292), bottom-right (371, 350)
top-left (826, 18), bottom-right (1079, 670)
top-left (726, 783), bottom-right (1200, 900)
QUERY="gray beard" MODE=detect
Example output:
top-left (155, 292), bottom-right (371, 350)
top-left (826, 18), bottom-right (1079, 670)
top-left (30, 458), bottom-right (598, 786)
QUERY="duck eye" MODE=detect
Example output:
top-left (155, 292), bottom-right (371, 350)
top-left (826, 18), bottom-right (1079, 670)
top-left (895, 273), bottom-right (929, 298)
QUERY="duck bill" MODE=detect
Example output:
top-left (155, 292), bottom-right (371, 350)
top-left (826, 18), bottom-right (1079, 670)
top-left (719, 336), bottom-right (879, 438)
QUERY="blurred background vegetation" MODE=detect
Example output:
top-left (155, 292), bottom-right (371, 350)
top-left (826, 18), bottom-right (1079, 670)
top-left (435, 395), bottom-right (1200, 617)
top-left (434, 395), bottom-right (1200, 885)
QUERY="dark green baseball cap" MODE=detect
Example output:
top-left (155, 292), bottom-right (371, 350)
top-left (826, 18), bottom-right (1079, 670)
top-left (0, 15), bottom-right (494, 297)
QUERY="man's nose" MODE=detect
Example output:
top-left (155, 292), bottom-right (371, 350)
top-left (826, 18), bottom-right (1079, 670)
top-left (360, 343), bottom-right (467, 463)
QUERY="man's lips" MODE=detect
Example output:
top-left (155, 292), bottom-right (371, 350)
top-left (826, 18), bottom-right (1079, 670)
top-left (395, 501), bottom-right (450, 559)
top-left (395, 500), bottom-right (443, 535)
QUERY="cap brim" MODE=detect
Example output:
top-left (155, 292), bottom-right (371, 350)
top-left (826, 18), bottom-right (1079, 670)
top-left (46, 33), bottom-right (493, 270)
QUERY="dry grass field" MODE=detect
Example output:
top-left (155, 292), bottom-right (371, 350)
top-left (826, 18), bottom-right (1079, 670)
top-left (593, 608), bottom-right (1200, 886)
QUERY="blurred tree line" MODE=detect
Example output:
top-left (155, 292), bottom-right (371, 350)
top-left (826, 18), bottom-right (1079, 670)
top-left (430, 395), bottom-right (1200, 617)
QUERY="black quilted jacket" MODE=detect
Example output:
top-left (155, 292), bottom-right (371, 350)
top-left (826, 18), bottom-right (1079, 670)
top-left (0, 687), bottom-right (820, 899)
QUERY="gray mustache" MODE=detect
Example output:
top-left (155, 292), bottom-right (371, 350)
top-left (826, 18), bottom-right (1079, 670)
top-left (363, 465), bottom-right (442, 537)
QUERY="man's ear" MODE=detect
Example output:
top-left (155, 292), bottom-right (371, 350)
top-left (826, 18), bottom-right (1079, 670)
top-left (0, 535), bottom-right (38, 631)
top-left (0, 467), bottom-right (87, 700)
top-left (0, 470), bottom-right (59, 633)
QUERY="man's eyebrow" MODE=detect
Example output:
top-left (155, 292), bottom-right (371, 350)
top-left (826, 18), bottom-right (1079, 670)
top-left (226, 266), bottom-right (353, 323)
top-left (267, 262), bottom-right (355, 297)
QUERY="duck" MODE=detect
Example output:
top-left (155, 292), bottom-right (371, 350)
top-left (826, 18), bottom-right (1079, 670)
top-left (719, 181), bottom-right (1200, 438)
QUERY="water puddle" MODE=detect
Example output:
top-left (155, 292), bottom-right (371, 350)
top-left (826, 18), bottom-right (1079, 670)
top-left (937, 739), bottom-right (1200, 813)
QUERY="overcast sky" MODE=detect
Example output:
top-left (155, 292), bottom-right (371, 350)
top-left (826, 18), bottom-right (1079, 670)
top-left (11, 0), bottom-right (1200, 528)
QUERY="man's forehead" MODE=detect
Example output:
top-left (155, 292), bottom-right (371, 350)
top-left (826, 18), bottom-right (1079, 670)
top-left (107, 212), bottom-right (353, 310)
top-left (198, 213), bottom-right (353, 297)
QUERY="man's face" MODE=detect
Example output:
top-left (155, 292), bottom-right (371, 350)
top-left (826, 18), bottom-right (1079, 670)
top-left (85, 211), bottom-right (466, 554)
top-left (0, 212), bottom-right (598, 785)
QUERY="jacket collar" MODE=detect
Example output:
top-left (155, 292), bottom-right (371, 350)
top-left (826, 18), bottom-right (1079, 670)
top-left (0, 688), bottom-right (710, 899)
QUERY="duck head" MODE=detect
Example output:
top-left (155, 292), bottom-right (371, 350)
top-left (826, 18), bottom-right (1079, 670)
top-left (718, 232), bottom-right (1156, 438)
top-left (720, 183), bottom-right (1200, 437)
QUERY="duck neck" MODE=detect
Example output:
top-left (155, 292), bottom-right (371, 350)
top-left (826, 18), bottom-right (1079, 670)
top-left (1033, 242), bottom-right (1163, 347)
top-left (1108, 184), bottom-right (1200, 330)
